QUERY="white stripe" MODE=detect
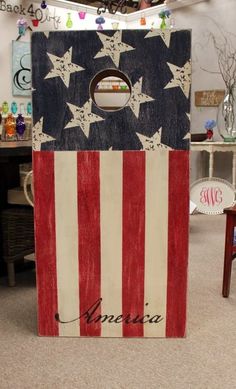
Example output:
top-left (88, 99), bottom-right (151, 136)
top-left (144, 150), bottom-right (168, 337)
top-left (55, 152), bottom-right (80, 336)
top-left (100, 151), bottom-right (123, 337)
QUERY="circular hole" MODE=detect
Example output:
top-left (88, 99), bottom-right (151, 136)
top-left (90, 69), bottom-right (132, 112)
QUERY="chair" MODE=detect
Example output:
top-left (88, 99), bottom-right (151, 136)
top-left (222, 205), bottom-right (236, 297)
top-left (1, 170), bottom-right (35, 286)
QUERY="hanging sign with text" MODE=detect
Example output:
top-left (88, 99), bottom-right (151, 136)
top-left (0, 1), bottom-right (61, 29)
top-left (195, 90), bottom-right (225, 107)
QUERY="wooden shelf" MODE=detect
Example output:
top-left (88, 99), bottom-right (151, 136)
top-left (95, 89), bottom-right (130, 93)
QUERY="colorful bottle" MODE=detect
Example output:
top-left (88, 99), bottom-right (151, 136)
top-left (5, 113), bottom-right (16, 139)
top-left (2, 101), bottom-right (9, 114)
top-left (16, 114), bottom-right (26, 139)
top-left (66, 13), bottom-right (73, 28)
top-left (27, 102), bottom-right (32, 116)
top-left (11, 101), bottom-right (18, 115)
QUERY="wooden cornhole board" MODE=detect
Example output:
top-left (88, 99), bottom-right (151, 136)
top-left (32, 29), bottom-right (191, 337)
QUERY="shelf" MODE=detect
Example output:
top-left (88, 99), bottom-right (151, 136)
top-left (95, 89), bottom-right (130, 93)
top-left (0, 140), bottom-right (32, 157)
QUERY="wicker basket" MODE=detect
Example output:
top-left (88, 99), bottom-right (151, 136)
top-left (1, 206), bottom-right (34, 264)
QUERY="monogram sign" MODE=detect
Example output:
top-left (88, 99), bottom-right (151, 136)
top-left (191, 178), bottom-right (235, 215)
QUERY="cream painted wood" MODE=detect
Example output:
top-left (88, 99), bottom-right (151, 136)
top-left (100, 152), bottom-right (123, 337)
top-left (144, 151), bottom-right (168, 337)
top-left (55, 152), bottom-right (80, 336)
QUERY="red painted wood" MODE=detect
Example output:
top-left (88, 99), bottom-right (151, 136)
top-left (77, 152), bottom-right (101, 336)
top-left (166, 151), bottom-right (189, 337)
top-left (122, 151), bottom-right (145, 337)
top-left (33, 151), bottom-right (59, 336)
top-left (222, 213), bottom-right (235, 297)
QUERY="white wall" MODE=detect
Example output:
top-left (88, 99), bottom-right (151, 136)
top-left (126, 0), bottom-right (236, 183)
top-left (172, 0), bottom-right (236, 182)
top-left (0, 1), bottom-right (125, 109)
top-left (1, 0), bottom-right (235, 183)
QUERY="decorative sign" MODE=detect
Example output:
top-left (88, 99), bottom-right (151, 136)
top-left (12, 41), bottom-right (31, 96)
top-left (0, 2), bottom-right (61, 29)
top-left (195, 90), bottom-right (225, 107)
top-left (190, 177), bottom-right (235, 215)
top-left (32, 30), bottom-right (191, 338)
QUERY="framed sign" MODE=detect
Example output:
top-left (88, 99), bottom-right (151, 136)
top-left (190, 177), bottom-right (235, 215)
top-left (195, 90), bottom-right (225, 107)
top-left (12, 41), bottom-right (31, 96)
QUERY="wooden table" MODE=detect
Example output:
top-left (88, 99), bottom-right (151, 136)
top-left (191, 141), bottom-right (236, 189)
top-left (0, 140), bottom-right (32, 157)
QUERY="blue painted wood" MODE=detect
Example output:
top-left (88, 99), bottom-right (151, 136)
top-left (32, 30), bottom-right (191, 151)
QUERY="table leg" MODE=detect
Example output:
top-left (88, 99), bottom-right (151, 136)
top-left (232, 151), bottom-right (236, 189)
top-left (222, 214), bottom-right (234, 297)
top-left (209, 151), bottom-right (214, 178)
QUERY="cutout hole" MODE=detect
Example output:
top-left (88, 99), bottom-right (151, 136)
top-left (90, 69), bottom-right (132, 112)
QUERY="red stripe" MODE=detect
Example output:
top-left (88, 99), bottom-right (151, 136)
top-left (77, 152), bottom-right (101, 336)
top-left (122, 151), bottom-right (145, 337)
top-left (166, 151), bottom-right (189, 337)
top-left (33, 152), bottom-right (58, 336)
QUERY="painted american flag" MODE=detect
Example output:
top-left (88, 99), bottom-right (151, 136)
top-left (34, 149), bottom-right (189, 337)
top-left (32, 30), bottom-right (191, 337)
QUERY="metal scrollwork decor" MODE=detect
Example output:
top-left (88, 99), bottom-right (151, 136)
top-left (97, 0), bottom-right (127, 15)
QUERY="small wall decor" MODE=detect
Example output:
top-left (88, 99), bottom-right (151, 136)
top-left (41, 0), bottom-right (47, 9)
top-left (66, 13), bottom-right (73, 28)
top-left (32, 19), bottom-right (39, 27)
top-left (159, 9), bottom-right (171, 30)
top-left (140, 16), bottom-right (146, 26)
top-left (16, 17), bottom-right (27, 36)
top-left (78, 11), bottom-right (86, 20)
top-left (190, 177), bottom-right (235, 215)
top-left (195, 90), bottom-right (225, 107)
top-left (112, 22), bottom-right (119, 30)
top-left (12, 41), bottom-right (31, 96)
top-left (96, 16), bottom-right (105, 30)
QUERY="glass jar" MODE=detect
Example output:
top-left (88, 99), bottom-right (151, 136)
top-left (16, 114), bottom-right (26, 140)
top-left (5, 113), bottom-right (16, 140)
top-left (217, 86), bottom-right (236, 142)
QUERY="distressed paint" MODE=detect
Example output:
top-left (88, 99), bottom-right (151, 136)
top-left (32, 29), bottom-right (191, 338)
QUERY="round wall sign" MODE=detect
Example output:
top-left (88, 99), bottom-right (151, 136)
top-left (190, 177), bottom-right (236, 215)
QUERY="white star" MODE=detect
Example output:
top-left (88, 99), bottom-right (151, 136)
top-left (45, 47), bottom-right (84, 88)
top-left (136, 128), bottom-right (172, 150)
top-left (145, 29), bottom-right (171, 48)
top-left (65, 99), bottom-right (104, 138)
top-left (94, 31), bottom-right (135, 67)
top-left (183, 132), bottom-right (190, 140)
top-left (44, 32), bottom-right (50, 39)
top-left (165, 60), bottom-right (191, 98)
top-left (32, 117), bottom-right (56, 151)
top-left (127, 77), bottom-right (154, 118)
